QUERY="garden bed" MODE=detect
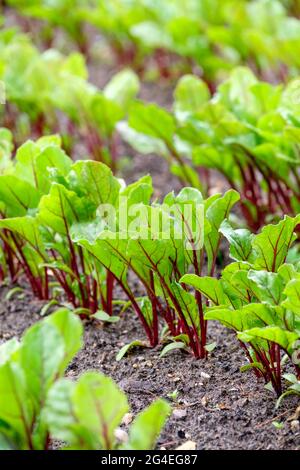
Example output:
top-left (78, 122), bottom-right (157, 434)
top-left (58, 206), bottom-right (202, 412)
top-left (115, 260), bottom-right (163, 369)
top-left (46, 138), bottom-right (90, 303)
top-left (0, 285), bottom-right (298, 450)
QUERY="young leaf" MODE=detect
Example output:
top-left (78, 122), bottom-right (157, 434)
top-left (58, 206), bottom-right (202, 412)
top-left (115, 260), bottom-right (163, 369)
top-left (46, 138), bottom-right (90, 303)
top-left (128, 101), bottom-right (175, 147)
top-left (116, 341), bottom-right (147, 362)
top-left (123, 399), bottom-right (171, 450)
top-left (282, 278), bottom-right (300, 315)
top-left (205, 190), bottom-right (240, 274)
top-left (238, 327), bottom-right (300, 353)
top-left (160, 342), bottom-right (187, 358)
top-left (174, 75), bottom-right (210, 120)
top-left (45, 372), bottom-right (129, 450)
top-left (252, 216), bottom-right (300, 272)
top-left (180, 274), bottom-right (229, 306)
top-left (219, 220), bottom-right (254, 262)
top-left (104, 69), bottom-right (140, 111)
top-left (205, 303), bottom-right (281, 332)
top-left (248, 270), bottom-right (285, 305)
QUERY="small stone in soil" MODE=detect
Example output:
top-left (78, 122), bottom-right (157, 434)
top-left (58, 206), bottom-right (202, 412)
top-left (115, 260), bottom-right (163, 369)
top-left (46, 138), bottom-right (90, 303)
top-left (122, 413), bottom-right (133, 426)
top-left (200, 372), bottom-right (211, 382)
top-left (201, 396), bottom-right (208, 406)
top-left (291, 420), bottom-right (300, 433)
top-left (173, 408), bottom-right (187, 420)
top-left (176, 440), bottom-right (196, 451)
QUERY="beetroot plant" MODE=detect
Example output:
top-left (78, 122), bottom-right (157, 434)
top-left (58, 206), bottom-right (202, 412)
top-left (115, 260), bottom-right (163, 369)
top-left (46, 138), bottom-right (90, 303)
top-left (0, 134), bottom-right (121, 311)
top-left (186, 215), bottom-right (300, 395)
top-left (0, 309), bottom-right (170, 450)
top-left (74, 186), bottom-right (240, 357)
top-left (120, 68), bottom-right (300, 229)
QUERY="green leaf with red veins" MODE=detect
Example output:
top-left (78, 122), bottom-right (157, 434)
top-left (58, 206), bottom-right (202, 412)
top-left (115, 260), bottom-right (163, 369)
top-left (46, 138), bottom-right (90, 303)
top-left (44, 372), bottom-right (129, 450)
top-left (252, 215), bottom-right (300, 272)
top-left (0, 310), bottom-right (83, 450)
top-left (19, 322), bottom-right (65, 413)
top-left (68, 160), bottom-right (121, 207)
top-left (38, 183), bottom-right (95, 236)
top-left (0, 176), bottom-right (41, 217)
top-left (0, 360), bottom-right (33, 450)
top-left (238, 327), bottom-right (300, 355)
top-left (248, 270), bottom-right (285, 306)
top-left (14, 139), bottom-right (72, 193)
top-left (0, 216), bottom-right (47, 279)
top-left (180, 274), bottom-right (230, 307)
top-left (168, 282), bottom-right (199, 335)
top-left (220, 262), bottom-right (252, 307)
top-left (205, 303), bottom-right (282, 332)
top-left (75, 235), bottom-right (129, 288)
top-left (0, 216), bottom-right (45, 251)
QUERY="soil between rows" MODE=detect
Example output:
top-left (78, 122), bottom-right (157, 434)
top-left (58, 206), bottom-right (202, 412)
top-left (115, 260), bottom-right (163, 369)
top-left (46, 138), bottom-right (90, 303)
top-left (0, 284), bottom-right (299, 451)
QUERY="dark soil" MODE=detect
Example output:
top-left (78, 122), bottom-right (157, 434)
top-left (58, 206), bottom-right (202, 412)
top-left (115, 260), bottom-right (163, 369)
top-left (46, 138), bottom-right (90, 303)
top-left (0, 284), bottom-right (299, 451)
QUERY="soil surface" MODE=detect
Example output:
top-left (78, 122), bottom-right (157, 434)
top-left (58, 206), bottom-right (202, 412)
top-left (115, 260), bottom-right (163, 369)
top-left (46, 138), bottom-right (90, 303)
top-left (0, 284), bottom-right (299, 451)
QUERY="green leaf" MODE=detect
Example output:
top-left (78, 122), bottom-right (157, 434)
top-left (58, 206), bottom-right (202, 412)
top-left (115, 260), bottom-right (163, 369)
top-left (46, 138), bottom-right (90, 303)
top-left (0, 338), bottom-right (20, 366)
top-left (205, 342), bottom-right (217, 352)
top-left (180, 274), bottom-right (228, 306)
top-left (240, 362), bottom-right (265, 373)
top-left (174, 75), bottom-right (210, 120)
top-left (44, 309), bottom-right (83, 374)
top-left (0, 361), bottom-right (33, 449)
top-left (248, 270), bottom-right (285, 305)
top-left (123, 399), bottom-right (171, 450)
top-left (252, 215), bottom-right (300, 272)
top-left (116, 340), bottom-right (147, 362)
top-left (45, 372), bottom-right (129, 450)
top-left (219, 220), bottom-right (254, 262)
top-left (38, 183), bottom-right (95, 236)
top-left (205, 303), bottom-right (280, 332)
top-left (0, 216), bottom-right (45, 252)
top-left (168, 282), bottom-right (200, 335)
top-left (205, 190), bottom-right (240, 274)
top-left (14, 141), bottom-right (71, 194)
top-left (0, 175), bottom-right (40, 217)
top-left (282, 278), bottom-right (300, 315)
top-left (238, 326), bottom-right (300, 353)
top-left (19, 321), bottom-right (65, 412)
top-left (104, 69), bottom-right (140, 111)
top-left (92, 310), bottom-right (120, 323)
top-left (128, 101), bottom-right (175, 147)
top-left (69, 160), bottom-right (121, 207)
top-left (117, 122), bottom-right (168, 157)
top-left (160, 342), bottom-right (187, 358)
